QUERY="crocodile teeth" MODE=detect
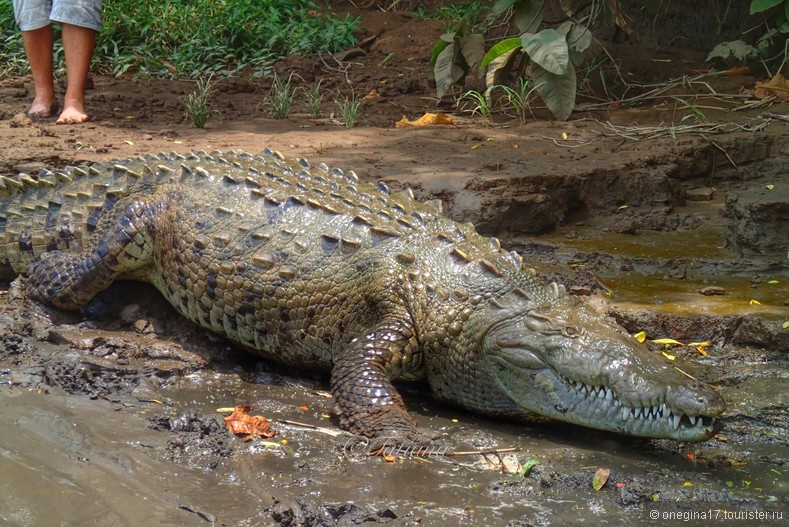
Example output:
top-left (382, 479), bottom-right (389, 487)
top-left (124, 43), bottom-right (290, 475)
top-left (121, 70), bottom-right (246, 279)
top-left (605, 388), bottom-right (613, 402)
top-left (688, 415), bottom-right (697, 426)
top-left (672, 414), bottom-right (682, 430)
top-left (622, 407), bottom-right (632, 421)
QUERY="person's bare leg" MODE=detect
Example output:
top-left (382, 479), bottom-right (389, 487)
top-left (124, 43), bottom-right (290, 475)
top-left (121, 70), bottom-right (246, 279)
top-left (57, 23), bottom-right (96, 124)
top-left (21, 25), bottom-right (57, 117)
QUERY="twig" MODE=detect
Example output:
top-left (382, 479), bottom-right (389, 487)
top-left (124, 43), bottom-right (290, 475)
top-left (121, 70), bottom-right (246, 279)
top-left (594, 117), bottom-right (774, 141)
top-left (278, 419), bottom-right (347, 437)
top-left (442, 446), bottom-right (520, 457)
top-left (764, 111), bottom-right (789, 122)
top-left (711, 141), bottom-right (737, 168)
top-left (541, 136), bottom-right (595, 148)
top-left (317, 51), bottom-right (353, 85)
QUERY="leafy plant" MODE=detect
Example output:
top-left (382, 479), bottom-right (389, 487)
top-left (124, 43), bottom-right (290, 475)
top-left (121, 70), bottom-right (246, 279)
top-left (263, 72), bottom-right (297, 119)
top-left (414, 1), bottom-right (488, 29)
top-left (182, 74), bottom-right (216, 128)
top-left (336, 92), bottom-right (363, 128)
top-left (0, 0), bottom-right (359, 78)
top-left (707, 0), bottom-right (789, 69)
top-left (306, 80), bottom-right (323, 118)
top-left (429, 22), bottom-right (485, 100)
top-left (495, 78), bottom-right (538, 123)
top-left (457, 88), bottom-right (495, 119)
top-left (429, 0), bottom-right (597, 121)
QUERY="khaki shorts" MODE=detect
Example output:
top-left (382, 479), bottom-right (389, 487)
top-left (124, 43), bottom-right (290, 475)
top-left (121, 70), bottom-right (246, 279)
top-left (13, 0), bottom-right (102, 31)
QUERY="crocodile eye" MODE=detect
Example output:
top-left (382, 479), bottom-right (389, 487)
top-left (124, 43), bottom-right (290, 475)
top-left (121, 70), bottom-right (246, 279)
top-left (563, 325), bottom-right (580, 338)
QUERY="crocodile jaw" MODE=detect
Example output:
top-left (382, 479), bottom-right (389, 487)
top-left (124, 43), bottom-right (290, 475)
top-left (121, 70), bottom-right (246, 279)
top-left (484, 305), bottom-right (726, 442)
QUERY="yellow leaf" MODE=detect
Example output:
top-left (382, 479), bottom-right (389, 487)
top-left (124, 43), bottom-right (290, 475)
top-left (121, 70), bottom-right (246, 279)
top-left (783, 321), bottom-right (789, 329)
top-left (216, 407), bottom-right (236, 413)
top-left (749, 299), bottom-right (761, 305)
top-left (512, 144), bottom-right (519, 149)
top-left (683, 482), bottom-right (694, 487)
top-left (471, 144), bottom-right (481, 150)
top-left (618, 205), bottom-right (629, 210)
top-left (592, 468), bottom-right (610, 491)
top-left (633, 331), bottom-right (647, 343)
top-left (395, 113), bottom-right (454, 128)
top-left (754, 73), bottom-right (789, 101)
top-left (174, 140), bottom-right (183, 144)
top-left (688, 341), bottom-right (710, 347)
top-left (562, 132), bottom-right (568, 140)
top-left (652, 338), bottom-right (683, 345)
top-left (768, 279), bottom-right (779, 284)
top-left (661, 351), bottom-right (676, 361)
top-left (696, 346), bottom-right (708, 356)
top-left (124, 140), bottom-right (134, 145)
top-left (766, 184), bottom-right (774, 190)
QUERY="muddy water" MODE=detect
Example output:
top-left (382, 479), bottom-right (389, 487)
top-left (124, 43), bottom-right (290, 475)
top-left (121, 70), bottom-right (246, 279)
top-left (1, 201), bottom-right (787, 526)
top-left (0, 276), bottom-right (787, 527)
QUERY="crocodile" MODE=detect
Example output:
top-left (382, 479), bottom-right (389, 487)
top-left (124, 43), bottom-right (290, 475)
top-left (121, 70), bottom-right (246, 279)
top-left (0, 149), bottom-right (725, 443)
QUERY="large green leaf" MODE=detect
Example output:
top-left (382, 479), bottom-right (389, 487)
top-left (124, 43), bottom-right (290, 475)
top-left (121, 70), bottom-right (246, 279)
top-left (751, 0), bottom-right (782, 14)
top-left (480, 37), bottom-right (522, 70)
top-left (485, 47), bottom-right (521, 88)
top-left (532, 62), bottom-right (576, 120)
top-left (514, 0), bottom-right (543, 33)
top-left (562, 21), bottom-right (592, 53)
top-left (521, 29), bottom-right (569, 75)
top-left (429, 39), bottom-right (451, 68)
top-left (434, 44), bottom-right (457, 99)
top-left (433, 42), bottom-right (469, 99)
top-left (460, 33), bottom-right (485, 72)
top-left (557, 21), bottom-right (592, 67)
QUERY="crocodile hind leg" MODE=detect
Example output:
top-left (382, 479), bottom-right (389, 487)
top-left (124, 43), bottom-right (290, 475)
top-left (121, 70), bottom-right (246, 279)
top-left (26, 200), bottom-right (155, 311)
top-left (331, 318), bottom-right (432, 448)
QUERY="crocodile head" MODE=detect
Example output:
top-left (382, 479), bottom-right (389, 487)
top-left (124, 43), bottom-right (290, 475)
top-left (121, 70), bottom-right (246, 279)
top-left (480, 290), bottom-right (725, 441)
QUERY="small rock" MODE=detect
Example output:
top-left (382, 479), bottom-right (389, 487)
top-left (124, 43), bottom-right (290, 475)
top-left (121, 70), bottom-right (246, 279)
top-left (697, 286), bottom-right (726, 296)
top-left (141, 134), bottom-right (153, 140)
top-left (569, 285), bottom-right (592, 296)
top-left (9, 113), bottom-right (32, 128)
top-left (134, 318), bottom-right (154, 334)
top-left (686, 187), bottom-right (714, 201)
top-left (13, 162), bottom-right (46, 174)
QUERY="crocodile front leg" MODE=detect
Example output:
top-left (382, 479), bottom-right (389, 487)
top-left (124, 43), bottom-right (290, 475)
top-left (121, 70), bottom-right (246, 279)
top-left (26, 199), bottom-right (155, 310)
top-left (331, 318), bottom-right (429, 444)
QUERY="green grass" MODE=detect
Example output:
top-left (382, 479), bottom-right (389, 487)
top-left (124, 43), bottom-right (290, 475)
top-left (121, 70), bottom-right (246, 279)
top-left (182, 75), bottom-right (216, 128)
top-left (262, 72), bottom-right (297, 119)
top-left (336, 92), bottom-right (362, 128)
top-left (0, 0), bottom-right (359, 78)
top-left (413, 1), bottom-right (488, 29)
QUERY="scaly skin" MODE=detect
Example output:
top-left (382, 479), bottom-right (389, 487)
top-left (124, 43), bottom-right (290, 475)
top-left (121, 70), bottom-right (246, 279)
top-left (0, 149), bottom-right (725, 443)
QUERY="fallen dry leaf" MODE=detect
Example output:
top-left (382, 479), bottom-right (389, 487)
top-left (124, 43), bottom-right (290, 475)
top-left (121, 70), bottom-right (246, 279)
top-left (592, 468), bottom-right (611, 491)
top-left (223, 405), bottom-right (276, 440)
top-left (754, 73), bottom-right (789, 101)
top-left (363, 89), bottom-right (381, 101)
top-left (395, 113), bottom-right (455, 128)
top-left (633, 331), bottom-right (647, 343)
top-left (652, 338), bottom-right (683, 346)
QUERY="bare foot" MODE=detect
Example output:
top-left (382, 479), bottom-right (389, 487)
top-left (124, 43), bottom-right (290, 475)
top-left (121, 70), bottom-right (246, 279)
top-left (27, 96), bottom-right (58, 118)
top-left (56, 98), bottom-right (90, 124)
